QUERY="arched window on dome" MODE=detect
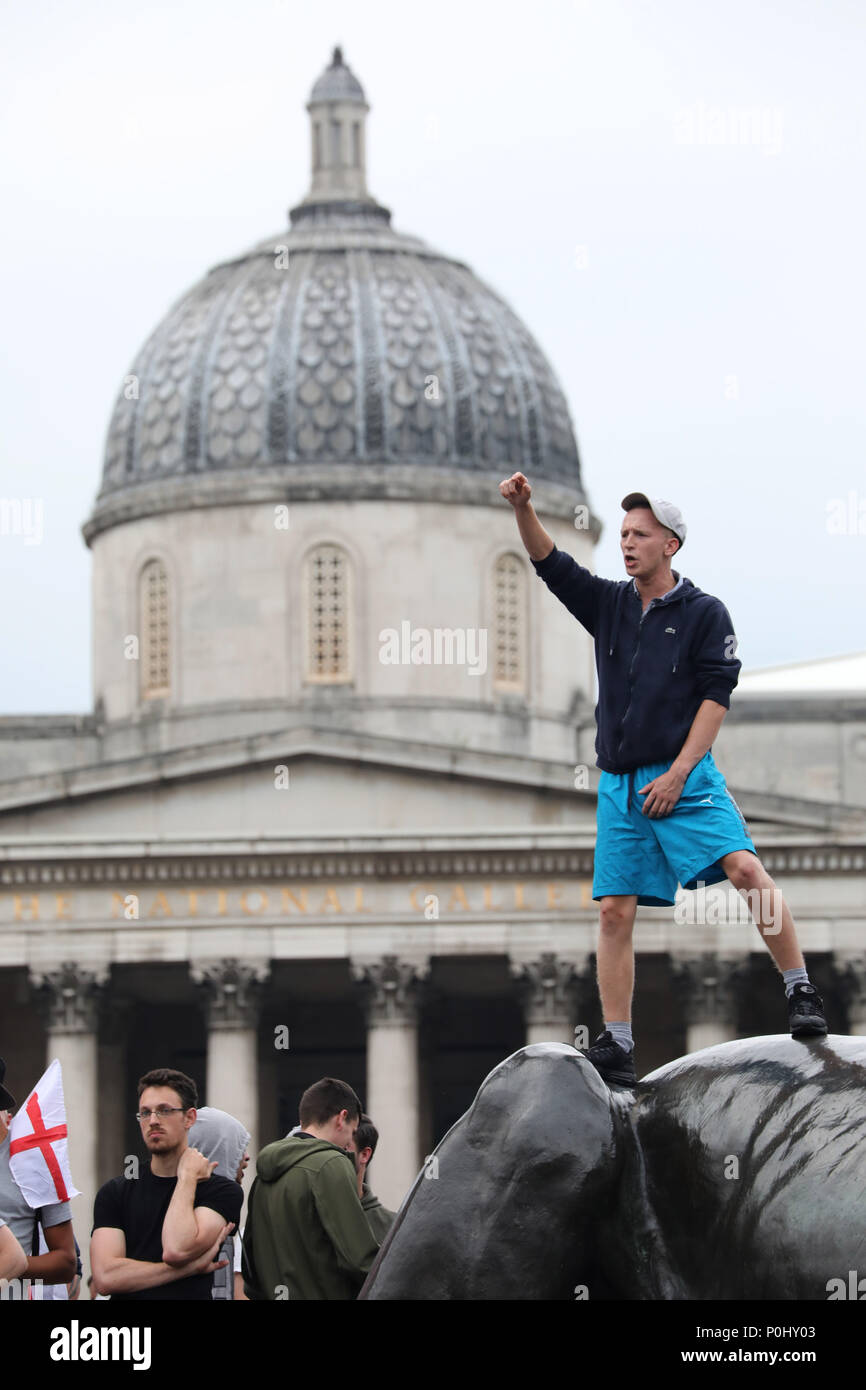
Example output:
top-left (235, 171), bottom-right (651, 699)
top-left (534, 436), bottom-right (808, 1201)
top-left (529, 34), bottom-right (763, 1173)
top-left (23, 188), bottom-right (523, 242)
top-left (305, 544), bottom-right (353, 684)
top-left (313, 121), bottom-right (322, 172)
top-left (492, 552), bottom-right (527, 694)
top-left (139, 559), bottom-right (170, 700)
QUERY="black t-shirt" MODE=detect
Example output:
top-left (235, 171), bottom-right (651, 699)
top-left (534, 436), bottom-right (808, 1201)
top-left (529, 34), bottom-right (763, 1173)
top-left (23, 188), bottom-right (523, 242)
top-left (92, 1165), bottom-right (242, 1300)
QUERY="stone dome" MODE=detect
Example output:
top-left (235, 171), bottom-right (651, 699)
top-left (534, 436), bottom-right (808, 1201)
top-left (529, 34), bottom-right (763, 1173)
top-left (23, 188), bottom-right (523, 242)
top-left (83, 50), bottom-right (590, 544)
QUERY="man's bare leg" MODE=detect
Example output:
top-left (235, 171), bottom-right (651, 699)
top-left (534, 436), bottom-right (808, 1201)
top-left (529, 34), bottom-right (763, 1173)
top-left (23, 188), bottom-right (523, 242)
top-left (720, 850), bottom-right (803, 969)
top-left (720, 850), bottom-right (827, 1034)
top-left (596, 894), bottom-right (639, 1021)
top-left (581, 894), bottom-right (641, 1083)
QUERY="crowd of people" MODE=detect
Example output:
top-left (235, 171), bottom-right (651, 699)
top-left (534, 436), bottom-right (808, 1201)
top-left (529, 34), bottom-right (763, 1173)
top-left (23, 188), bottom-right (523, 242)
top-left (0, 1058), bottom-right (395, 1300)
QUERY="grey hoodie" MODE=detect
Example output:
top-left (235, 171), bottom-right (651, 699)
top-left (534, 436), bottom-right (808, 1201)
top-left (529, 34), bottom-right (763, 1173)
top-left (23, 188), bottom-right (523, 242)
top-left (189, 1107), bottom-right (250, 1300)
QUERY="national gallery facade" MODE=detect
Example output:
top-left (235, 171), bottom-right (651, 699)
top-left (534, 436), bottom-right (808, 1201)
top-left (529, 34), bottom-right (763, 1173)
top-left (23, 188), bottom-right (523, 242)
top-left (2, 51), bottom-right (864, 1271)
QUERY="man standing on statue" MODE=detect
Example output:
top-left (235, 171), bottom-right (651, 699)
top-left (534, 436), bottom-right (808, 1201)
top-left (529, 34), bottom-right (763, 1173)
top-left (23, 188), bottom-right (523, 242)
top-left (500, 473), bottom-right (828, 1085)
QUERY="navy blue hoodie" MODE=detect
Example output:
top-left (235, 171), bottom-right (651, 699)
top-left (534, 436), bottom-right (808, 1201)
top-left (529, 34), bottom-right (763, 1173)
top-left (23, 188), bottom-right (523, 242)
top-left (531, 544), bottom-right (741, 774)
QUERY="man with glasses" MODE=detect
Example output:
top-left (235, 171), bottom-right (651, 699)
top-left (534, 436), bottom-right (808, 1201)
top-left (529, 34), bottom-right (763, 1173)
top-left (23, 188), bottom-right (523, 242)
top-left (90, 1067), bottom-right (242, 1299)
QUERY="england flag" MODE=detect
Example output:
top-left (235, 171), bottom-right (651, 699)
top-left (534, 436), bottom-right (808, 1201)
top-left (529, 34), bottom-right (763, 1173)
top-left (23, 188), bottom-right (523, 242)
top-left (8, 1059), bottom-right (80, 1207)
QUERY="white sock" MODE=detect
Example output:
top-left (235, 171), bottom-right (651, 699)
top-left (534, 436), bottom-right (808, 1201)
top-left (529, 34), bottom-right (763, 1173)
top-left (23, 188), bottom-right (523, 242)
top-left (605, 1020), bottom-right (633, 1051)
top-left (782, 966), bottom-right (810, 998)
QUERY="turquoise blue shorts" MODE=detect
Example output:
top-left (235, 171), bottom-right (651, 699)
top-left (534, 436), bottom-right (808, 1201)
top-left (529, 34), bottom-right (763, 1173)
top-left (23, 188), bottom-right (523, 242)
top-left (592, 751), bottom-right (756, 907)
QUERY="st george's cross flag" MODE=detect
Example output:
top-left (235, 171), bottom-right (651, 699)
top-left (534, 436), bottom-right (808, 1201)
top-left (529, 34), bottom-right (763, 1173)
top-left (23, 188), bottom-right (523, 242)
top-left (8, 1059), bottom-right (80, 1207)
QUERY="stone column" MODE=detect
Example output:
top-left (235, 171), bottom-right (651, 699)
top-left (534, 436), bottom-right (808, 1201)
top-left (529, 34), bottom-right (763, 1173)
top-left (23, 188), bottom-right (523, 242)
top-left (191, 958), bottom-right (269, 1203)
top-left (671, 953), bottom-right (741, 1053)
top-left (351, 956), bottom-right (427, 1211)
top-left (511, 953), bottom-right (589, 1045)
top-left (97, 998), bottom-right (128, 1189)
top-left (835, 953), bottom-right (866, 1035)
top-left (30, 962), bottom-right (108, 1292)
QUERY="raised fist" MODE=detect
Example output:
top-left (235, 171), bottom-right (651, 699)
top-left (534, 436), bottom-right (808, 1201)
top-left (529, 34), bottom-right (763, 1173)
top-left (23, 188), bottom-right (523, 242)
top-left (499, 472), bottom-right (532, 508)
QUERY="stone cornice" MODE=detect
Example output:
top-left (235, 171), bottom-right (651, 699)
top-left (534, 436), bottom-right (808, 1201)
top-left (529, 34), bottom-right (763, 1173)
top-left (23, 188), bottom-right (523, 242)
top-left (82, 468), bottom-right (598, 546)
top-left (0, 843), bottom-right (598, 884)
top-left (0, 722), bottom-right (589, 814)
top-left (720, 789), bottom-right (866, 835)
top-left (0, 836), bottom-right (864, 885)
top-left (727, 696), bottom-right (866, 722)
top-left (1, 719), bottom-right (863, 836)
top-left (4, 691), bottom-right (863, 744)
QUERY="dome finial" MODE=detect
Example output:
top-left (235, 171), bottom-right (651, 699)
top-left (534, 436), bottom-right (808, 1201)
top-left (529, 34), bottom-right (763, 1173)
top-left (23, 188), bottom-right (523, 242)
top-left (332, 45), bottom-right (343, 66)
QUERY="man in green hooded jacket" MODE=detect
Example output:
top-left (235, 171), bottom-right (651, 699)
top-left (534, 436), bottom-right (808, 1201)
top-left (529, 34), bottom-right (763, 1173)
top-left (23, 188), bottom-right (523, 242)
top-left (242, 1077), bottom-right (379, 1300)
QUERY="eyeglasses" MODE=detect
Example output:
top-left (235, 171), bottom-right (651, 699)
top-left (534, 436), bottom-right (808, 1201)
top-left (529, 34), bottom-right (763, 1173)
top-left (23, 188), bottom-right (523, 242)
top-left (136, 1106), bottom-right (187, 1122)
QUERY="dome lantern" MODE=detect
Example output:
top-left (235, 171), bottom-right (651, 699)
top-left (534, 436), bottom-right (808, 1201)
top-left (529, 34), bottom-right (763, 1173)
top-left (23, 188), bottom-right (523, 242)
top-left (293, 45), bottom-right (385, 221)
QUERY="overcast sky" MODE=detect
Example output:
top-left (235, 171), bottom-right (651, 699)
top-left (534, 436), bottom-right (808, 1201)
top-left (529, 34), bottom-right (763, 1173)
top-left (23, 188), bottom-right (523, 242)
top-left (1, 0), bottom-right (864, 713)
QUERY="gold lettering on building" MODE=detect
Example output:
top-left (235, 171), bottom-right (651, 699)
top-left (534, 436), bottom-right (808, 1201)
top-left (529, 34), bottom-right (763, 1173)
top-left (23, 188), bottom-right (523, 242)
top-left (240, 889), bottom-right (268, 915)
top-left (408, 884), bottom-right (434, 912)
top-left (280, 888), bottom-right (310, 914)
top-left (146, 892), bottom-right (173, 918)
top-left (0, 879), bottom-right (597, 924)
top-left (446, 884), bottom-right (471, 912)
top-left (482, 883), bottom-right (502, 910)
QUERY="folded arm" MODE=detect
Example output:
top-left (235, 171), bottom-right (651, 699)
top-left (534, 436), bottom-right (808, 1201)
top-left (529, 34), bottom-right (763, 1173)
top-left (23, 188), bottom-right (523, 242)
top-left (161, 1183), bottom-right (228, 1266)
top-left (90, 1225), bottom-right (229, 1295)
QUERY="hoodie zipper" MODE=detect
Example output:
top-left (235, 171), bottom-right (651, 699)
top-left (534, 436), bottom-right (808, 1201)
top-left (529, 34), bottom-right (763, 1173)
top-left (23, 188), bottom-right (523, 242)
top-left (614, 591), bottom-right (646, 759)
top-left (613, 590), bottom-right (680, 760)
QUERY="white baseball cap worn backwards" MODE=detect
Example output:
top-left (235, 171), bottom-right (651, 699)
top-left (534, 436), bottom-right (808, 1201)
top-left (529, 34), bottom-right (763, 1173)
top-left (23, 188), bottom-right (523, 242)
top-left (621, 491), bottom-right (687, 548)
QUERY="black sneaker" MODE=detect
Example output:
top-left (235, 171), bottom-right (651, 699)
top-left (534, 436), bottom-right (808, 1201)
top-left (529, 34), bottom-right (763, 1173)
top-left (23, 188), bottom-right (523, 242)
top-left (788, 982), bottom-right (828, 1037)
top-left (581, 1030), bottom-right (638, 1087)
